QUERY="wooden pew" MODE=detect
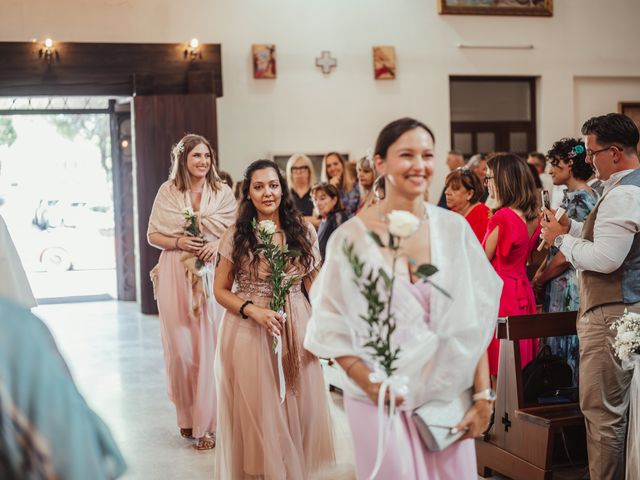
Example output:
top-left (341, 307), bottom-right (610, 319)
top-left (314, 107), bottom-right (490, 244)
top-left (476, 311), bottom-right (588, 479)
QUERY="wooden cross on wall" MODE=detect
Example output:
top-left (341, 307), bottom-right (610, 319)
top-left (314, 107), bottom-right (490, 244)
top-left (315, 51), bottom-right (337, 74)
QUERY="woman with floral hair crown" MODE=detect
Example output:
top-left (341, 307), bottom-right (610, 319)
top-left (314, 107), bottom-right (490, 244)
top-left (213, 159), bottom-right (335, 479)
top-left (305, 118), bottom-right (502, 479)
top-left (147, 133), bottom-right (236, 450)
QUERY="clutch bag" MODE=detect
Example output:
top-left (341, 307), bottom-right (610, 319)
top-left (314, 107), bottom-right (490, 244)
top-left (411, 388), bottom-right (473, 452)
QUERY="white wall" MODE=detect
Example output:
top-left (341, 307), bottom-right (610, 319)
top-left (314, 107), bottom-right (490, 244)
top-left (2, 0), bottom-right (640, 197)
top-left (574, 77), bottom-right (640, 134)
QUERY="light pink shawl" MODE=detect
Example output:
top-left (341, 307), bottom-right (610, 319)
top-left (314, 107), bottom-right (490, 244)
top-left (148, 180), bottom-right (236, 320)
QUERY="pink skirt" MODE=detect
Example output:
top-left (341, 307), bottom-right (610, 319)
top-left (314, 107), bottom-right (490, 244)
top-left (344, 395), bottom-right (477, 480)
top-left (156, 250), bottom-right (219, 438)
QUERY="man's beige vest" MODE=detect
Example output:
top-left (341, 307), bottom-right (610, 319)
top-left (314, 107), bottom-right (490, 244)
top-left (578, 169), bottom-right (640, 316)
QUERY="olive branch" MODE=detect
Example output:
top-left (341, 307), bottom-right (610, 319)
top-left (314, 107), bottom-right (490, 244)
top-left (343, 231), bottom-right (446, 377)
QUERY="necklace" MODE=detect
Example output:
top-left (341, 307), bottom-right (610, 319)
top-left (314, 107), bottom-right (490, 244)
top-left (190, 188), bottom-right (203, 194)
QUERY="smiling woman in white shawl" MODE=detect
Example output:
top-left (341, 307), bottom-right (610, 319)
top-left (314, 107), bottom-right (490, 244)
top-left (147, 134), bottom-right (236, 450)
top-left (304, 118), bottom-right (502, 479)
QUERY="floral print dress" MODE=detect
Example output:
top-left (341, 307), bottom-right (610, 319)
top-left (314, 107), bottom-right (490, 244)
top-left (543, 188), bottom-right (598, 385)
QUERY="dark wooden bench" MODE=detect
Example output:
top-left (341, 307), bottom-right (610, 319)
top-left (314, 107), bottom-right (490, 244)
top-left (476, 311), bottom-right (587, 480)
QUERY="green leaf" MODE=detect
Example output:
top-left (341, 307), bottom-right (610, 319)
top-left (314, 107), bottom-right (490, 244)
top-left (368, 231), bottom-right (385, 248)
top-left (415, 263), bottom-right (439, 280)
top-left (379, 268), bottom-right (392, 290)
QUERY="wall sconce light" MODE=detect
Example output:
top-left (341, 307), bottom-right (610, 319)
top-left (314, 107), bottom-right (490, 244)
top-left (184, 38), bottom-right (202, 61)
top-left (38, 38), bottom-right (57, 64)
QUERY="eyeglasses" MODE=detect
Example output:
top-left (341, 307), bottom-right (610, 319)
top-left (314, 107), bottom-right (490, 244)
top-left (483, 175), bottom-right (494, 186)
top-left (291, 166), bottom-right (309, 173)
top-left (585, 145), bottom-right (620, 160)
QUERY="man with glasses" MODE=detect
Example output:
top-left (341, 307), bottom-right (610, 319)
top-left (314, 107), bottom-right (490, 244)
top-left (541, 113), bottom-right (640, 480)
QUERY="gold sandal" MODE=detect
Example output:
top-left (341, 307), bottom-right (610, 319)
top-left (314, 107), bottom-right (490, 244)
top-left (180, 428), bottom-right (194, 439)
top-left (194, 432), bottom-right (215, 450)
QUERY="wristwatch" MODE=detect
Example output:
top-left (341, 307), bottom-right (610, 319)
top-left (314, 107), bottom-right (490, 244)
top-left (472, 388), bottom-right (497, 402)
top-left (553, 235), bottom-right (564, 249)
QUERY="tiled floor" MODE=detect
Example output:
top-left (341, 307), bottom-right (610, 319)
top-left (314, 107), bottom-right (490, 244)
top-left (34, 300), bottom-right (505, 480)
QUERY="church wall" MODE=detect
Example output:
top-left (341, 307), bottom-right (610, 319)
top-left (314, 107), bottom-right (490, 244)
top-left (1, 0), bottom-right (639, 197)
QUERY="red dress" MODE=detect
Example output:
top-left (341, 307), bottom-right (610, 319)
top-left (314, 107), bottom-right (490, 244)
top-left (465, 203), bottom-right (490, 243)
top-left (482, 208), bottom-right (540, 376)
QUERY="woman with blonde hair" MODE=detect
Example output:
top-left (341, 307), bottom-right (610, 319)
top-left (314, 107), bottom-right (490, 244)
top-left (148, 133), bottom-right (236, 450)
top-left (355, 155), bottom-right (378, 211)
top-left (286, 153), bottom-right (319, 228)
top-left (321, 151), bottom-right (361, 217)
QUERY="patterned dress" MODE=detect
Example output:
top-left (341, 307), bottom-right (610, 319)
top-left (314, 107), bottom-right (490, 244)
top-left (340, 181), bottom-right (361, 218)
top-left (543, 188), bottom-right (598, 385)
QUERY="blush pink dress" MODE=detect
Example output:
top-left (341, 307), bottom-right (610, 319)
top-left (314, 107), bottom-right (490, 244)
top-left (155, 226), bottom-right (222, 439)
top-left (214, 225), bottom-right (335, 479)
top-left (344, 281), bottom-right (478, 479)
top-left (482, 208), bottom-right (540, 376)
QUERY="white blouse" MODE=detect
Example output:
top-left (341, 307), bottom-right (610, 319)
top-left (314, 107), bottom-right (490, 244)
top-left (304, 203), bottom-right (502, 410)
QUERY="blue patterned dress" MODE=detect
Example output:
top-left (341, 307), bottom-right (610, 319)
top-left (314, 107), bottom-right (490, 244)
top-left (543, 188), bottom-right (598, 385)
top-left (339, 181), bottom-right (361, 218)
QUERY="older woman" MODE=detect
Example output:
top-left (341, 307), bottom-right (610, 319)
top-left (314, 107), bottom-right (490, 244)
top-left (311, 182), bottom-right (348, 261)
top-left (444, 167), bottom-right (490, 243)
top-left (356, 155), bottom-right (377, 211)
top-left (306, 118), bottom-right (501, 479)
top-left (321, 152), bottom-right (360, 217)
top-left (286, 153), bottom-right (319, 228)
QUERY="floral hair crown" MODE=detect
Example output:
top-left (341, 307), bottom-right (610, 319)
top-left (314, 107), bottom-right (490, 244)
top-left (175, 141), bottom-right (185, 155)
top-left (567, 144), bottom-right (585, 159)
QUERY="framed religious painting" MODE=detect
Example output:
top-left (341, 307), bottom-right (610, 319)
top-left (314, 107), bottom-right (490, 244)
top-left (373, 46), bottom-right (396, 80)
top-left (619, 102), bottom-right (640, 136)
top-left (438, 0), bottom-right (553, 17)
top-left (252, 44), bottom-right (276, 79)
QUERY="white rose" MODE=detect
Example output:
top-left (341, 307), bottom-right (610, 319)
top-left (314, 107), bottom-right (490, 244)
top-left (387, 210), bottom-right (420, 239)
top-left (258, 219), bottom-right (277, 235)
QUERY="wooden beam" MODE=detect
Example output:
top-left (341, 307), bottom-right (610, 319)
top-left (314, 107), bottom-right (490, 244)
top-left (0, 42), bottom-right (222, 97)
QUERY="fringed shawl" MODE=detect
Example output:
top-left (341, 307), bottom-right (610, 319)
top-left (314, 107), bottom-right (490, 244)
top-left (148, 180), bottom-right (236, 320)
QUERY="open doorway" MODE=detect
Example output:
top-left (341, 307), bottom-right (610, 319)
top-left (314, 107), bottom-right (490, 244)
top-left (0, 97), bottom-right (121, 303)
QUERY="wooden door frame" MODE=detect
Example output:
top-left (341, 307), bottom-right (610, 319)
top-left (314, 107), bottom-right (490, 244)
top-left (0, 41), bottom-right (223, 310)
top-left (450, 76), bottom-right (537, 155)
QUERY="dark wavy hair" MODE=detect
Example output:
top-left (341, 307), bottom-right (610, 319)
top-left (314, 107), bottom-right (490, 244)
top-left (487, 153), bottom-right (539, 221)
top-left (547, 138), bottom-right (593, 181)
top-left (232, 159), bottom-right (315, 273)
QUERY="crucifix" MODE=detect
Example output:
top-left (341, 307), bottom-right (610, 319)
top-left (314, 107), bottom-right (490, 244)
top-left (315, 51), bottom-right (337, 75)
top-left (501, 412), bottom-right (512, 432)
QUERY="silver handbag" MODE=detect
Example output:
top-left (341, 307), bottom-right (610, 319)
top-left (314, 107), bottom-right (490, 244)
top-left (411, 388), bottom-right (473, 452)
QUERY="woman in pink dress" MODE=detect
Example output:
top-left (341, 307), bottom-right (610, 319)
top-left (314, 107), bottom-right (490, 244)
top-left (305, 118), bottom-right (503, 479)
top-left (147, 134), bottom-right (236, 450)
top-left (213, 160), bottom-right (335, 479)
top-left (483, 153), bottom-right (541, 379)
top-left (444, 166), bottom-right (491, 242)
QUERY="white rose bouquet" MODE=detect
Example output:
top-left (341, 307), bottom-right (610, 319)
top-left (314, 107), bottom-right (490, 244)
top-left (611, 309), bottom-right (640, 364)
top-left (253, 218), bottom-right (300, 349)
top-left (181, 208), bottom-right (205, 271)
